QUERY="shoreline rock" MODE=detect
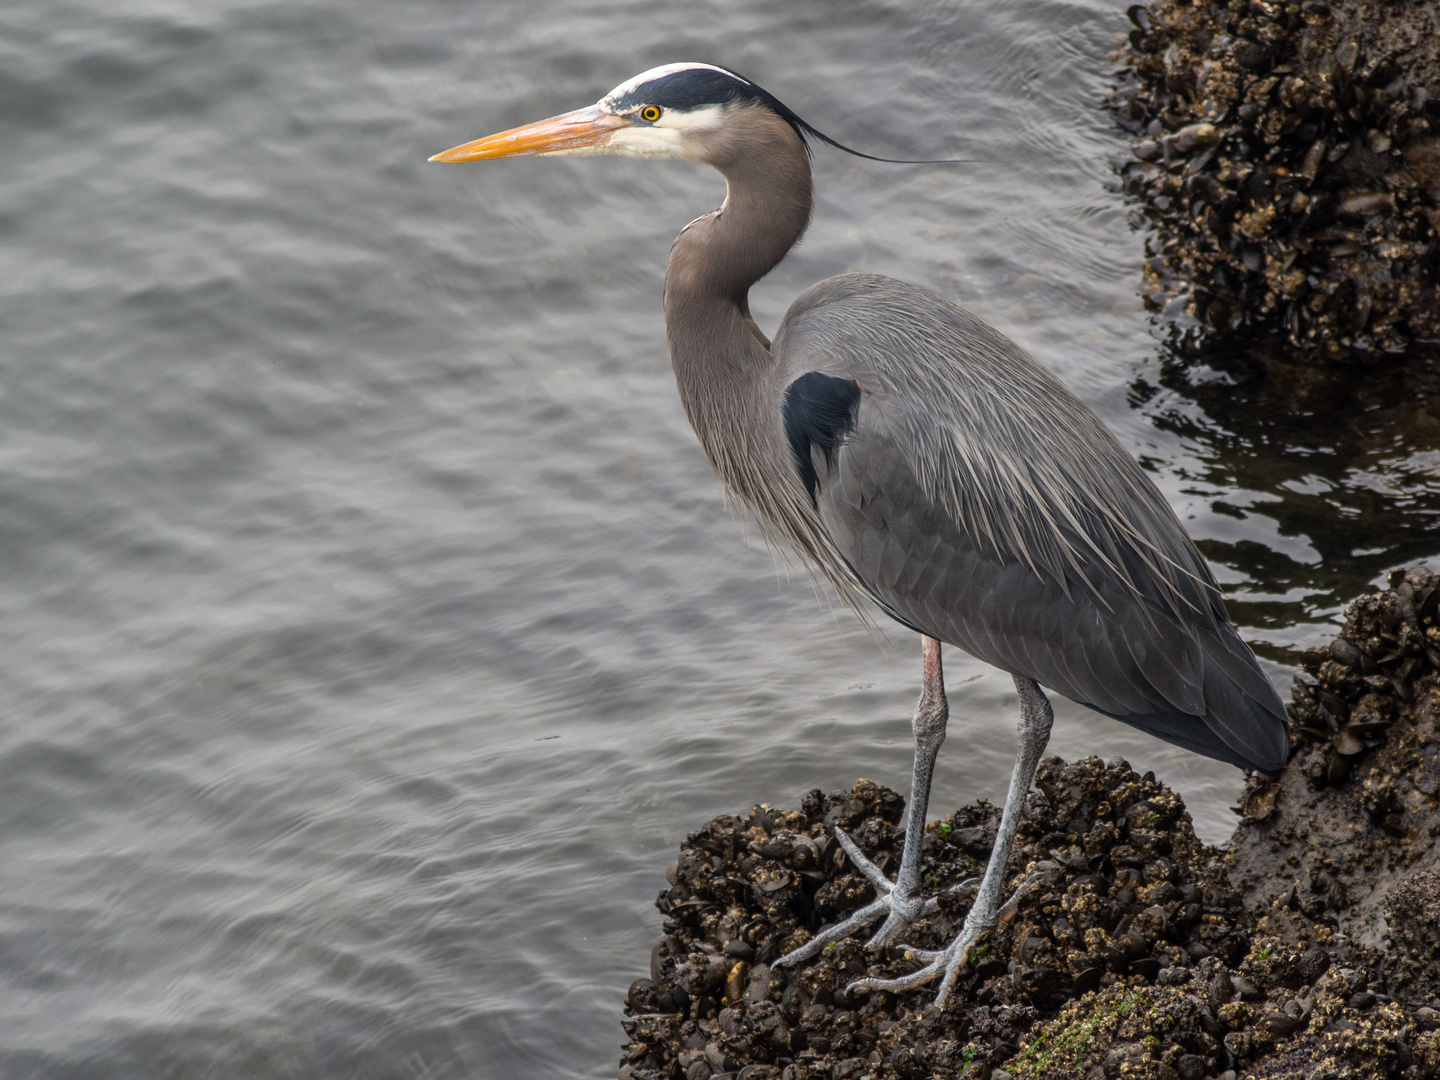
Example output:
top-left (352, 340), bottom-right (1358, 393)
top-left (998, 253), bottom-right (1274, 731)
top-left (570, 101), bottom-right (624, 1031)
top-left (620, 569), bottom-right (1440, 1080)
top-left (1113, 0), bottom-right (1440, 356)
top-left (1233, 567), bottom-right (1440, 1009)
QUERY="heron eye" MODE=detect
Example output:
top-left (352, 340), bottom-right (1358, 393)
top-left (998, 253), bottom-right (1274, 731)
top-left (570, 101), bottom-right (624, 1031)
top-left (640, 105), bottom-right (662, 123)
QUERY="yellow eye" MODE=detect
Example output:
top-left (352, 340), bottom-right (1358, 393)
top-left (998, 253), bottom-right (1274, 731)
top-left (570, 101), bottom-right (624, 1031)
top-left (640, 105), bottom-right (662, 123)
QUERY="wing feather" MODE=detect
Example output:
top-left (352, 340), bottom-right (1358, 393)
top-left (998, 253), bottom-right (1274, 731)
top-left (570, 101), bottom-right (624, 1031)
top-left (774, 274), bottom-right (1288, 774)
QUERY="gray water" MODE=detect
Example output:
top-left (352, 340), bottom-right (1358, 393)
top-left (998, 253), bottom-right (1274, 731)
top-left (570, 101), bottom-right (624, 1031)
top-left (3, 1), bottom-right (1437, 1077)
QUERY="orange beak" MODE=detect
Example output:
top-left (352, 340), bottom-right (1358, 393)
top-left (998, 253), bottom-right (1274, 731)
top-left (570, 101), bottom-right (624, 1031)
top-left (429, 105), bottom-right (627, 162)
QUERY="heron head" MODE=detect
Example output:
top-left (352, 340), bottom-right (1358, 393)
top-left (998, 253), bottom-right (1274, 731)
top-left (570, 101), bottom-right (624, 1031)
top-left (429, 63), bottom-right (809, 165)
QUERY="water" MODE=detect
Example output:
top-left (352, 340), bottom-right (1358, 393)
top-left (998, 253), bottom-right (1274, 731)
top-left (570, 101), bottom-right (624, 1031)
top-left (1, 1), bottom-right (1436, 1076)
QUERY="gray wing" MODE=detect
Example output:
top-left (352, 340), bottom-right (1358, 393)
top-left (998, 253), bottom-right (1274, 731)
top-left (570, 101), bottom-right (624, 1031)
top-left (773, 274), bottom-right (1288, 774)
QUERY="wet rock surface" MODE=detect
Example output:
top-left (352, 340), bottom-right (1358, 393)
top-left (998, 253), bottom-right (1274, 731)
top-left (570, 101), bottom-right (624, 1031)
top-left (620, 572), bottom-right (1440, 1080)
top-left (1113, 0), bottom-right (1440, 356)
top-left (622, 763), bottom-right (1250, 1080)
top-left (1234, 566), bottom-right (1440, 1008)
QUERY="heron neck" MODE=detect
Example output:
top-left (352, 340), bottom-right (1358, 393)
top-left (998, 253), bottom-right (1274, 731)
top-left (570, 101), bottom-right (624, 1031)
top-left (662, 111), bottom-right (813, 492)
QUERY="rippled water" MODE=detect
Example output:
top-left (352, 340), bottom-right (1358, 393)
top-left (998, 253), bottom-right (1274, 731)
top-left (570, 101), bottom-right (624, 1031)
top-left (2, 1), bottom-right (1436, 1076)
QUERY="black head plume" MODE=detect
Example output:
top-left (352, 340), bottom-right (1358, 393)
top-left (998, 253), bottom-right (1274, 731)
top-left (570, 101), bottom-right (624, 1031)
top-left (602, 63), bottom-right (976, 165)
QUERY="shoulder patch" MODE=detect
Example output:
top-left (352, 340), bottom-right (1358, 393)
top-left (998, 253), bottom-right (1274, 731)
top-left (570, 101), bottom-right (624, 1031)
top-left (782, 372), bottom-right (861, 505)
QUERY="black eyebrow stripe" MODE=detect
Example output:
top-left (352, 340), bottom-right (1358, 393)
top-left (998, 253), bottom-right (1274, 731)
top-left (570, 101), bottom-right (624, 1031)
top-left (611, 65), bottom-right (980, 165)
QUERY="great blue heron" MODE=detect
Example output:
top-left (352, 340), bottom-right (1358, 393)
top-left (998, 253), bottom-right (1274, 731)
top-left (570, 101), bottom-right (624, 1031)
top-left (431, 63), bottom-right (1289, 1003)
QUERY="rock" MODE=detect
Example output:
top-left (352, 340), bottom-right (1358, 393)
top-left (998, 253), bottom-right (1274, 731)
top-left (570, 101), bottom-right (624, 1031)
top-left (620, 571), bottom-right (1440, 1080)
top-left (1233, 567), bottom-right (1440, 1010)
top-left (1169, 122), bottom-right (1222, 153)
top-left (628, 978), bottom-right (657, 1013)
top-left (1114, 0), bottom-right (1440, 356)
top-left (1260, 1009), bottom-right (1306, 1038)
top-left (620, 762), bottom-right (1255, 1078)
top-left (724, 962), bottom-right (750, 1005)
top-left (1337, 191), bottom-right (1395, 217)
top-left (724, 940), bottom-right (755, 962)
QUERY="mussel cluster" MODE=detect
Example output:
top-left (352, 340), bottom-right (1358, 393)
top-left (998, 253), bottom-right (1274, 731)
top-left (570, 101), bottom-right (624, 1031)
top-left (1290, 566), bottom-right (1440, 798)
top-left (1115, 0), bottom-right (1440, 355)
top-left (620, 760), bottom-right (1254, 1080)
top-left (1012, 949), bottom-right (1439, 1080)
top-left (623, 575), bottom-right (1440, 1079)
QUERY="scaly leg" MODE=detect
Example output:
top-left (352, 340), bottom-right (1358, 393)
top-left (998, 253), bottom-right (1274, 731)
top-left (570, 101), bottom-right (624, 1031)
top-left (774, 637), bottom-right (977, 969)
top-left (849, 674), bottom-right (1054, 1004)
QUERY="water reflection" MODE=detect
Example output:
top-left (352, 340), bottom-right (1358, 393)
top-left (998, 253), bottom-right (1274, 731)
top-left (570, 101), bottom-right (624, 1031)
top-left (1133, 335), bottom-right (1440, 658)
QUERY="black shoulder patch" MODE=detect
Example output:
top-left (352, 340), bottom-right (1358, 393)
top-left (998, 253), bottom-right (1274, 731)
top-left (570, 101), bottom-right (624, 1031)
top-left (782, 372), bottom-right (861, 505)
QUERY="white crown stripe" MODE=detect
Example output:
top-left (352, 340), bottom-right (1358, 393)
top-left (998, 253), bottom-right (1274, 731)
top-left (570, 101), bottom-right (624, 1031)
top-left (599, 63), bottom-right (748, 108)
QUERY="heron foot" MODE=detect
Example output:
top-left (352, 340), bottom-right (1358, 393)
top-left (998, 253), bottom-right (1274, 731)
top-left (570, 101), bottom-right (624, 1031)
top-left (845, 867), bottom-right (1054, 1004)
top-left (771, 826), bottom-right (979, 969)
top-left (846, 918), bottom-right (984, 1003)
top-left (795, 674), bottom-right (1054, 1006)
top-left (775, 636), bottom-right (963, 972)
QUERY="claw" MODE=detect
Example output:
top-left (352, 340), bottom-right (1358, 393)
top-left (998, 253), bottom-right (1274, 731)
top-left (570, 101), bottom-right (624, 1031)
top-left (846, 921), bottom-right (986, 1002)
top-left (866, 872), bottom-right (977, 949)
top-left (773, 828), bottom-right (928, 968)
top-left (832, 828), bottom-right (893, 893)
top-left (898, 945), bottom-right (944, 961)
top-left (847, 925), bottom-right (982, 998)
top-left (775, 834), bottom-right (989, 971)
top-left (994, 869), bottom-right (1051, 930)
top-left (843, 868), bottom-right (1044, 1003)
top-left (771, 893), bottom-right (891, 967)
top-left (784, 671), bottom-right (1055, 1007)
top-left (947, 876), bottom-right (982, 900)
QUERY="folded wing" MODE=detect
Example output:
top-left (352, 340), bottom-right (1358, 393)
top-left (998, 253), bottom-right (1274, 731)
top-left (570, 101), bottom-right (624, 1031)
top-left (774, 274), bottom-right (1289, 774)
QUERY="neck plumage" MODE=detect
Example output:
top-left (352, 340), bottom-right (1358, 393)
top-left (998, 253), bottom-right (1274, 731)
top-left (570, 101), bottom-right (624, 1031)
top-left (662, 107), bottom-right (814, 509)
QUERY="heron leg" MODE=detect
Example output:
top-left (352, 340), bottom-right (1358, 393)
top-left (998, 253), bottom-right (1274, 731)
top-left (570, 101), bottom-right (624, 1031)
top-left (865, 634), bottom-right (948, 946)
top-left (774, 636), bottom-right (957, 969)
top-left (847, 674), bottom-right (1054, 1004)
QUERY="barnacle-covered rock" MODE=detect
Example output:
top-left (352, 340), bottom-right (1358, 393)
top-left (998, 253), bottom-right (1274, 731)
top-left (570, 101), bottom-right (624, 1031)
top-left (1114, 0), bottom-right (1440, 356)
top-left (621, 760), bottom-right (1252, 1079)
top-left (1231, 567), bottom-right (1440, 1029)
top-left (1288, 567), bottom-right (1440, 768)
top-left (621, 570), bottom-right (1440, 1080)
